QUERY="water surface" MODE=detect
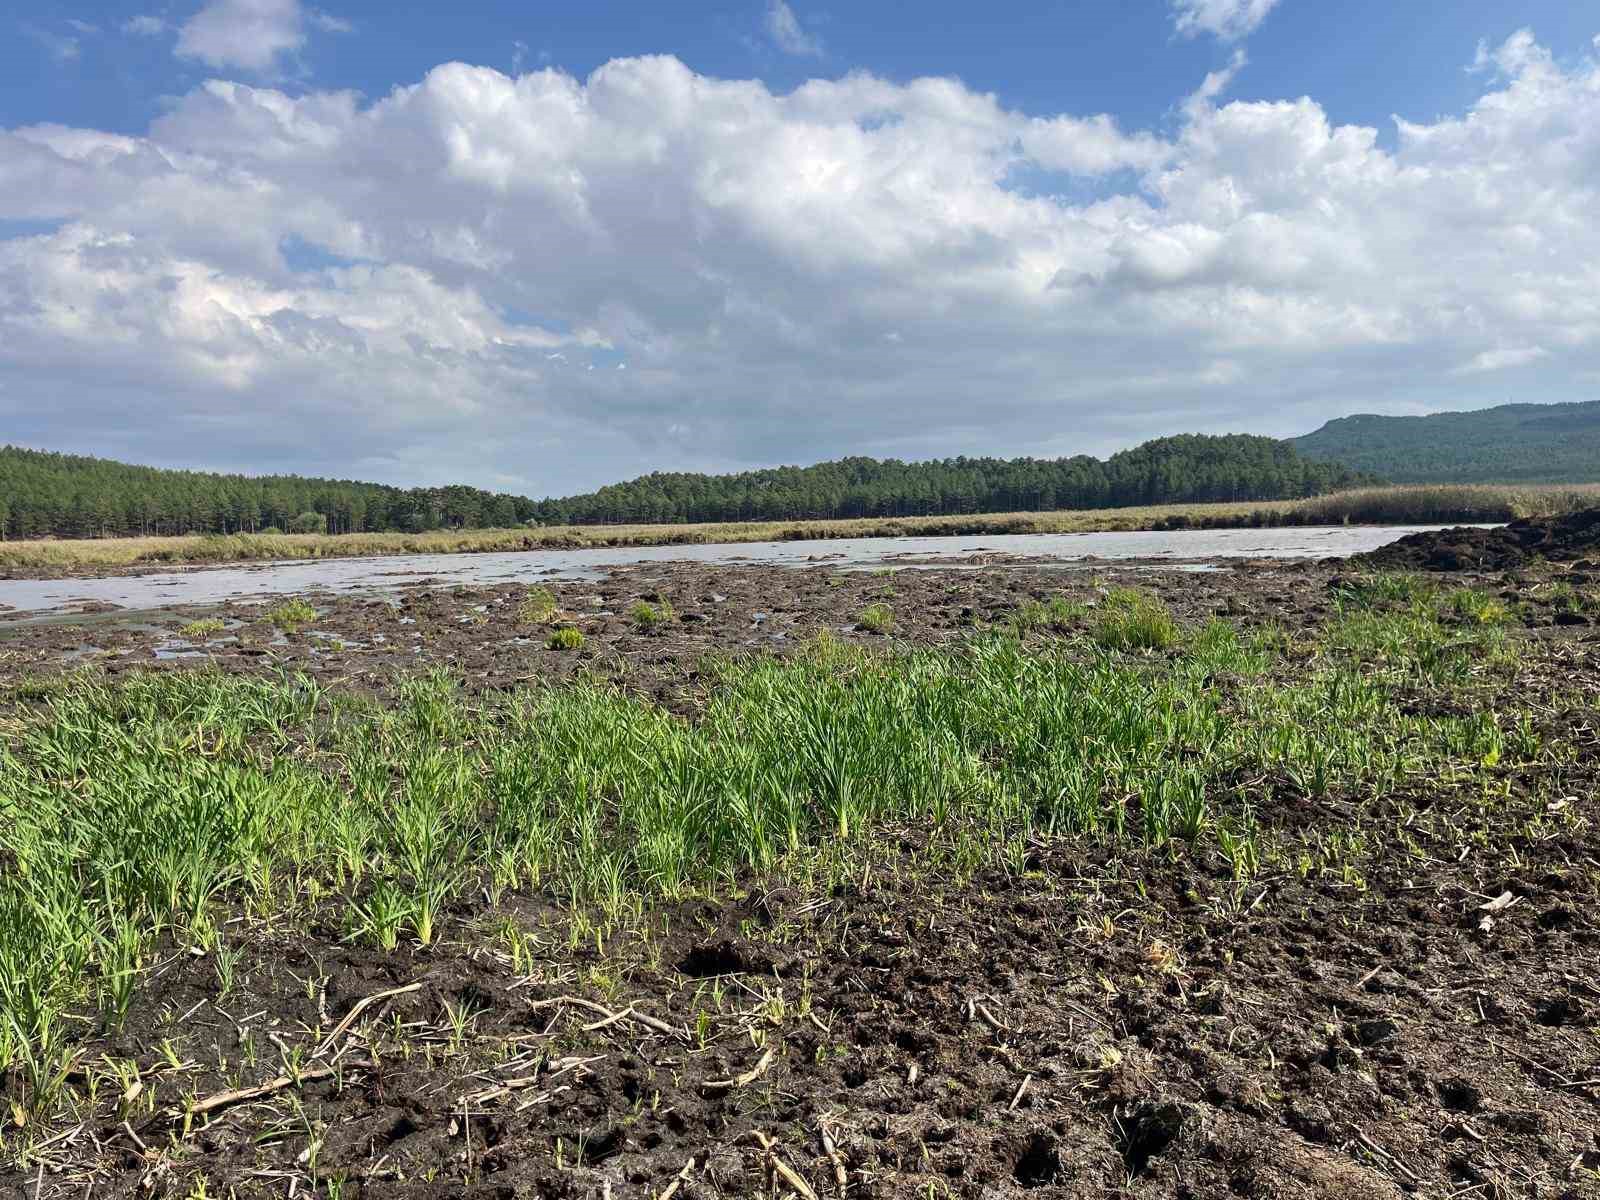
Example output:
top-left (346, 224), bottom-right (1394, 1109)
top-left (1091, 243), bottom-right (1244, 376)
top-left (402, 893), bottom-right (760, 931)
top-left (0, 524), bottom-right (1447, 618)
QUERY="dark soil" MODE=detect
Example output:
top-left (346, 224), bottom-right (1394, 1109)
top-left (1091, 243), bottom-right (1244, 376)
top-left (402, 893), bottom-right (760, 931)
top-left (4, 556), bottom-right (1598, 699)
top-left (3, 561), bottom-right (1599, 1199)
top-left (7, 787), bottom-right (1599, 1199)
top-left (1360, 509), bottom-right (1600, 572)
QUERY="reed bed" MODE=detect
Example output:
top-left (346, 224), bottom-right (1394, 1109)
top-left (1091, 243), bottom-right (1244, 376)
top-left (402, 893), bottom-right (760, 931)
top-left (1293, 483), bottom-right (1600, 526)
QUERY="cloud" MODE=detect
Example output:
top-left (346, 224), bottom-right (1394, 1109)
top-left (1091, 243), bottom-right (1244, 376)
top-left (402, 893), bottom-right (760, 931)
top-left (66, 19), bottom-right (101, 35)
top-left (1454, 347), bottom-right (1549, 375)
top-left (307, 9), bottom-right (352, 34)
top-left (122, 15), bottom-right (168, 35)
top-left (21, 24), bottom-right (82, 62)
top-left (1181, 47), bottom-right (1247, 119)
top-left (1170, 0), bottom-right (1281, 42)
top-left (3, 33), bottom-right (1600, 493)
top-left (765, 0), bottom-right (822, 57)
top-left (175, 0), bottom-right (307, 71)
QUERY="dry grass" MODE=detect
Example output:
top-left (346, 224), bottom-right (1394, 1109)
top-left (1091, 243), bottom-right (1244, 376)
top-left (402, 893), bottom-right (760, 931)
top-left (1, 484), bottom-right (1595, 574)
top-left (1292, 483), bottom-right (1600, 525)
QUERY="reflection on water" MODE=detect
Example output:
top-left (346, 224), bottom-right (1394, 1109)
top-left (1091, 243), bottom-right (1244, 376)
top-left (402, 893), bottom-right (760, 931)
top-left (0, 525), bottom-right (1460, 618)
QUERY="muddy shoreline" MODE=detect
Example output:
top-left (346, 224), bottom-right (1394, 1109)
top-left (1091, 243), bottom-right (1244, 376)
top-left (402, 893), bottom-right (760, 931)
top-left (2, 556), bottom-right (1595, 696)
top-left (0, 524), bottom-right (1474, 605)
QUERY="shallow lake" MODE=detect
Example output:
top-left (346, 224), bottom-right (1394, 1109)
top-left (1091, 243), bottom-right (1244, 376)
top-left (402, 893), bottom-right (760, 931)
top-left (0, 524), bottom-right (1449, 617)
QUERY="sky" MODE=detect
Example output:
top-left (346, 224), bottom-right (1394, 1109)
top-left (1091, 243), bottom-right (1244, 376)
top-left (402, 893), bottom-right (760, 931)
top-left (2, 2), bottom-right (1598, 496)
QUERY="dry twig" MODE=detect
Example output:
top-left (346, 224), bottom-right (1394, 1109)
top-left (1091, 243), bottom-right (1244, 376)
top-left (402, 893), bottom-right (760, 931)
top-left (819, 1119), bottom-right (848, 1196)
top-left (657, 1155), bottom-right (697, 1200)
top-left (971, 998), bottom-right (1007, 1032)
top-left (705, 1046), bottom-right (775, 1092)
top-left (527, 994), bottom-right (682, 1039)
top-left (749, 1131), bottom-right (820, 1200)
top-left (312, 982), bottom-right (423, 1060)
top-left (1008, 1074), bottom-right (1032, 1113)
top-left (1352, 1130), bottom-right (1420, 1184)
top-left (149, 1057), bottom-right (365, 1138)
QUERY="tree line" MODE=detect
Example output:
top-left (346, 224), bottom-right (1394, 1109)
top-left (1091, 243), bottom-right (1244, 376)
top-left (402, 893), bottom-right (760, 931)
top-left (0, 446), bottom-right (538, 540)
top-left (0, 434), bottom-right (1373, 541)
top-left (528, 435), bottom-right (1374, 526)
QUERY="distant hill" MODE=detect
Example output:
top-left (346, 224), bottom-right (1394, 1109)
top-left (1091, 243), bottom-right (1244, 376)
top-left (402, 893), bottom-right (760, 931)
top-left (0, 446), bottom-right (538, 539)
top-left (529, 435), bottom-right (1372, 526)
top-left (1292, 401), bottom-right (1600, 484)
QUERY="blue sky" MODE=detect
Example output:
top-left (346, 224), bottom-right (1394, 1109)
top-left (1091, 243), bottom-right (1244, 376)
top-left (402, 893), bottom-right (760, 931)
top-left (2, 1), bottom-right (1599, 493)
top-left (8, 2), bottom-right (1595, 142)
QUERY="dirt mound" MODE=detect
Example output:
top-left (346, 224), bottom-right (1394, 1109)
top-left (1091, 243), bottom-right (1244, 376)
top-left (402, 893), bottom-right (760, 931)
top-left (1359, 508), bottom-right (1600, 571)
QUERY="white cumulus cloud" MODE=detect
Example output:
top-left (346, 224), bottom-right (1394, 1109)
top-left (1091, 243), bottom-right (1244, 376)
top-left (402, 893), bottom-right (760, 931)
top-left (2, 31), bottom-right (1599, 493)
top-left (1171, 0), bottom-right (1282, 42)
top-left (176, 0), bottom-right (310, 71)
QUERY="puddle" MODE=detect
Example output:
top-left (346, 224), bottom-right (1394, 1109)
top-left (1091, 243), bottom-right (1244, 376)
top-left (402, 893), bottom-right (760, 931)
top-left (307, 631), bottom-right (368, 651)
top-left (153, 640), bottom-right (209, 660)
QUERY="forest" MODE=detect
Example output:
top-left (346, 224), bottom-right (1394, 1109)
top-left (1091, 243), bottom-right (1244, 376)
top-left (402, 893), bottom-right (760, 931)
top-left (0, 446), bottom-right (537, 539)
top-left (528, 435), bottom-right (1372, 525)
top-left (0, 435), bottom-right (1370, 540)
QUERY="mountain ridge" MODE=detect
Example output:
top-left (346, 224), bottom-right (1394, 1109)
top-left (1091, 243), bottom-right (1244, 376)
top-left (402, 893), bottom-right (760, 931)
top-left (1292, 400), bottom-right (1600, 484)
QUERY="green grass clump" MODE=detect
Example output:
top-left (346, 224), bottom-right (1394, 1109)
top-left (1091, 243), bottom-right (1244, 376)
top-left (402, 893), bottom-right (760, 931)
top-left (546, 626), bottom-right (585, 650)
top-left (1544, 581), bottom-right (1598, 616)
top-left (1442, 589), bottom-right (1510, 626)
top-left (1092, 588), bottom-right (1178, 651)
top-left (1331, 573), bottom-right (1434, 612)
top-left (1326, 605), bottom-right (1517, 683)
top-left (517, 587), bottom-right (559, 625)
top-left (1013, 595), bottom-right (1086, 634)
top-left (1186, 618), bottom-right (1278, 676)
top-left (858, 603), bottom-right (895, 634)
top-left (179, 618), bottom-right (225, 639)
top-left (0, 599), bottom-right (1554, 1113)
top-left (629, 599), bottom-right (676, 632)
top-left (265, 598), bottom-right (318, 632)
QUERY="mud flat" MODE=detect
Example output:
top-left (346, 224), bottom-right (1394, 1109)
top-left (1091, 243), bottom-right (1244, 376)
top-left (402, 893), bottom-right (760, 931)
top-left (0, 524), bottom-right (1470, 616)
top-left (1, 553), bottom-right (1597, 1199)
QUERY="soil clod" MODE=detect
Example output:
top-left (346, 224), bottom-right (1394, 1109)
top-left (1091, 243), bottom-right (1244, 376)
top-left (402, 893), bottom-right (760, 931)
top-left (1359, 507), bottom-right (1600, 571)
